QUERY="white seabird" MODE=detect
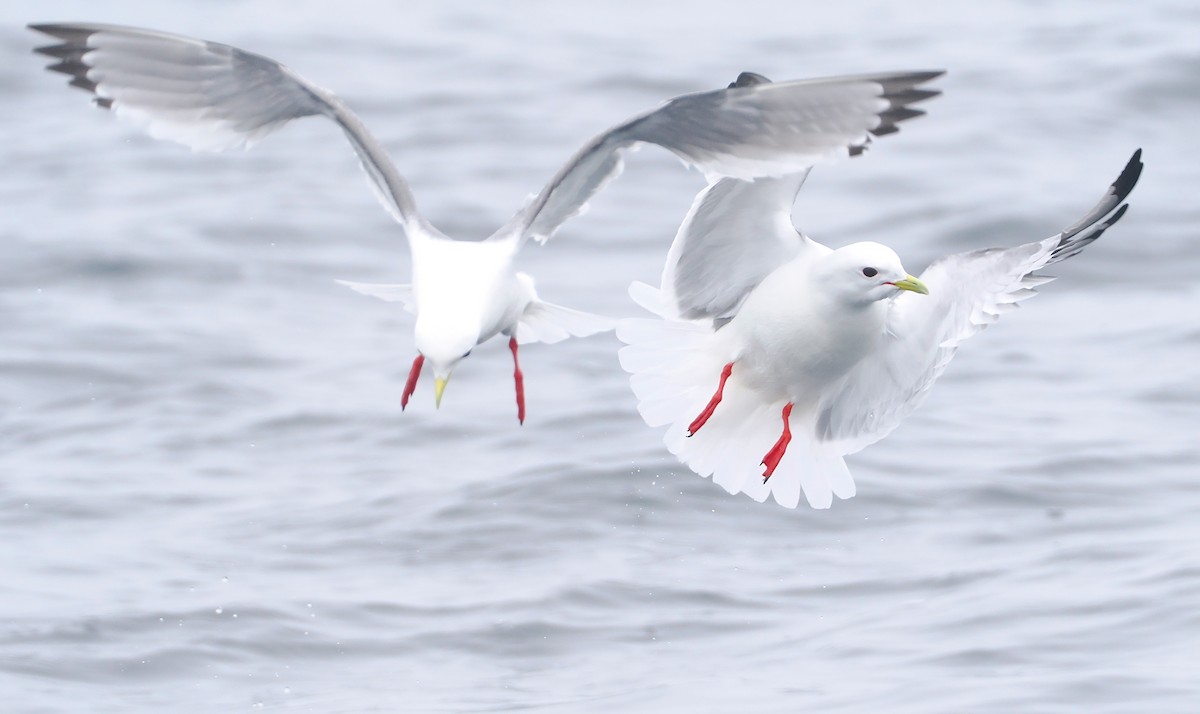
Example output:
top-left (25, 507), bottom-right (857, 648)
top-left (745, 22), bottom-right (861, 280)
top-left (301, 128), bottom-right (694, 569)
top-left (618, 147), bottom-right (1143, 509)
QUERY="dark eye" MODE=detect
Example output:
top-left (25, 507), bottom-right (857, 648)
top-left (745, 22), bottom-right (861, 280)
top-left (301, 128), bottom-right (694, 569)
top-left (862, 267), bottom-right (878, 277)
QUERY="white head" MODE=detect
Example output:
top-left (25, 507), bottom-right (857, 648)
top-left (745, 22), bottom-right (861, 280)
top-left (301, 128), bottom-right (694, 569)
top-left (414, 316), bottom-right (480, 407)
top-left (817, 241), bottom-right (929, 307)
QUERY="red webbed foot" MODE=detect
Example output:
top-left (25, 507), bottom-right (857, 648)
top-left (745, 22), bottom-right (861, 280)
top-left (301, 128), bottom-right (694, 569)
top-left (401, 354), bottom-right (425, 410)
top-left (509, 337), bottom-right (525, 425)
top-left (761, 403), bottom-right (794, 482)
top-left (687, 362), bottom-right (734, 437)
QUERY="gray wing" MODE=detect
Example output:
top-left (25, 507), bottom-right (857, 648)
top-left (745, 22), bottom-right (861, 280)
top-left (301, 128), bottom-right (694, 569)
top-left (816, 150), bottom-right (1144, 455)
top-left (498, 70), bottom-right (943, 244)
top-left (29, 23), bottom-right (429, 234)
top-left (662, 172), bottom-right (824, 321)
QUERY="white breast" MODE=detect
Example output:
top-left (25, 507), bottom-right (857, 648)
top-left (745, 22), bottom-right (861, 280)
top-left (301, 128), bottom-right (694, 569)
top-left (726, 259), bottom-right (888, 402)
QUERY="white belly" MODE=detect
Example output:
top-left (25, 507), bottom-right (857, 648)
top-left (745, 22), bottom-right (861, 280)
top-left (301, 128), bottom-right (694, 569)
top-left (728, 269), bottom-right (887, 403)
top-left (411, 238), bottom-right (531, 348)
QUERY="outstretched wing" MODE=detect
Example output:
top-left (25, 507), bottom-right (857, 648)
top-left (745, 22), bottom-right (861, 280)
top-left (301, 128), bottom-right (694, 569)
top-left (497, 70), bottom-right (944, 244)
top-left (29, 22), bottom-right (430, 234)
top-left (816, 149), bottom-right (1144, 455)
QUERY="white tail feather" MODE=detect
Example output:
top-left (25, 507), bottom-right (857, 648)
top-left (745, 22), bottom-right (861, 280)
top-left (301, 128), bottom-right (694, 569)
top-left (628, 280), bottom-right (674, 317)
top-left (618, 284), bottom-right (856, 510)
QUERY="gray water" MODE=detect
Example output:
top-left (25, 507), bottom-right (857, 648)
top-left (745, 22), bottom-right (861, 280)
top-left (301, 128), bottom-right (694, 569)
top-left (1, 1), bottom-right (1197, 712)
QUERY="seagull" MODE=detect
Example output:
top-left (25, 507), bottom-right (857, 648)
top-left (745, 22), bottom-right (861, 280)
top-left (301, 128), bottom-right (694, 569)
top-left (618, 147), bottom-right (1143, 509)
top-left (30, 22), bottom-right (942, 422)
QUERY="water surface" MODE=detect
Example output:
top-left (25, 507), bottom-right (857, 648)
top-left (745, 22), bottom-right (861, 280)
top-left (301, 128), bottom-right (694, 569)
top-left (1, 1), bottom-right (1197, 712)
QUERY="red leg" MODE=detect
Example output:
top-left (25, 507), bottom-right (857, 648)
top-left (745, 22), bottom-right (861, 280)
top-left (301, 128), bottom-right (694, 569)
top-left (509, 336), bottom-right (525, 425)
top-left (687, 362), bottom-right (734, 437)
top-left (761, 403), bottom-right (794, 482)
top-left (401, 354), bottom-right (424, 410)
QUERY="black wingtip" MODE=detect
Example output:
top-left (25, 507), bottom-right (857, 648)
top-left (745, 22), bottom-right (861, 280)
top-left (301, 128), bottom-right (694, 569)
top-left (1111, 149), bottom-right (1144, 204)
top-left (879, 106), bottom-right (925, 124)
top-left (868, 72), bottom-right (944, 138)
top-left (47, 58), bottom-right (89, 77)
top-left (885, 87), bottom-right (942, 105)
top-left (1106, 202), bottom-right (1130, 228)
top-left (728, 71), bottom-right (772, 89)
top-left (27, 23), bottom-right (94, 43)
top-left (34, 43), bottom-right (76, 59)
top-left (29, 23), bottom-right (108, 102)
top-left (1057, 151), bottom-right (1143, 244)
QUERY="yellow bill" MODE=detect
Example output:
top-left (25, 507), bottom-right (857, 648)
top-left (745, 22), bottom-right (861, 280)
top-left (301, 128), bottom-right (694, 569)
top-left (434, 376), bottom-right (448, 408)
top-left (891, 275), bottom-right (930, 295)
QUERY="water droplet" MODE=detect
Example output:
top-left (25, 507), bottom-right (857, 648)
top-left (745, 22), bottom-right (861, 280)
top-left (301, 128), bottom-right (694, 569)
top-left (215, 607), bottom-right (223, 614)
top-left (221, 576), bottom-right (229, 583)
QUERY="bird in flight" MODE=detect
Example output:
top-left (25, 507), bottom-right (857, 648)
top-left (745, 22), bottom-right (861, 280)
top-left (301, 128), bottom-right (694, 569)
top-left (619, 143), bottom-right (1142, 509)
top-left (30, 22), bottom-right (942, 422)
